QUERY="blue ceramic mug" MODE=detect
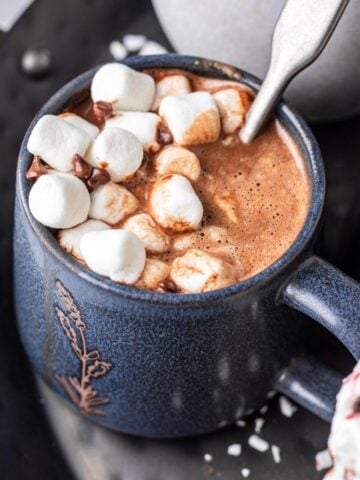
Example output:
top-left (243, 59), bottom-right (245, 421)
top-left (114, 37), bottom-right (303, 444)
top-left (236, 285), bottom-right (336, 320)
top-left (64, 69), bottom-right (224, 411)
top-left (14, 55), bottom-right (360, 438)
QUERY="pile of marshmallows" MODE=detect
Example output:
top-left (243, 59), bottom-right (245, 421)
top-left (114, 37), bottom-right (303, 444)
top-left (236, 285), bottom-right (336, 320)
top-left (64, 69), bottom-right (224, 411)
top-left (27, 63), bottom-right (249, 293)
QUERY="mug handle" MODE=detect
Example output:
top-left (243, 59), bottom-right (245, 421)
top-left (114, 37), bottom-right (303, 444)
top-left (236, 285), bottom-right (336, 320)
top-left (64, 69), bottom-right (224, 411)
top-left (275, 255), bottom-right (360, 422)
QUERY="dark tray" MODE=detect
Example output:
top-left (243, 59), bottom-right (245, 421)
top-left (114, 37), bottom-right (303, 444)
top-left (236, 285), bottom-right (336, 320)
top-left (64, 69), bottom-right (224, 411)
top-left (0, 1), bottom-right (359, 479)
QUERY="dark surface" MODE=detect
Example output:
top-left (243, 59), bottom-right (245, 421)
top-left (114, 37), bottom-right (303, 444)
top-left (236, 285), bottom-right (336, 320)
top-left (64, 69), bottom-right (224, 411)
top-left (0, 0), bottom-right (359, 479)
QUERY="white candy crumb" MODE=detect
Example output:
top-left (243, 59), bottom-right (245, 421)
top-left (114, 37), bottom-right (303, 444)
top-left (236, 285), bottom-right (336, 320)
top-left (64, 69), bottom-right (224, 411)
top-left (109, 40), bottom-right (127, 61)
top-left (260, 405), bottom-right (269, 415)
top-left (315, 449), bottom-right (333, 471)
top-left (271, 445), bottom-right (281, 464)
top-left (279, 396), bottom-right (298, 418)
top-left (204, 453), bottom-right (213, 463)
top-left (236, 419), bottom-right (247, 427)
top-left (123, 34), bottom-right (147, 52)
top-left (218, 420), bottom-right (228, 428)
top-left (248, 435), bottom-right (269, 453)
top-left (255, 417), bottom-right (265, 434)
top-left (241, 468), bottom-right (251, 478)
top-left (227, 444), bottom-right (242, 456)
top-left (139, 40), bottom-right (168, 56)
top-left (267, 390), bottom-right (277, 399)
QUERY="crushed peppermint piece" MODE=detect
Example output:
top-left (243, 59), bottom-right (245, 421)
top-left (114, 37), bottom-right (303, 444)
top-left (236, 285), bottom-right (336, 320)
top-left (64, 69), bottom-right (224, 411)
top-left (236, 419), bottom-right (247, 427)
top-left (109, 40), bottom-right (127, 61)
top-left (279, 396), bottom-right (298, 417)
top-left (267, 390), bottom-right (277, 399)
top-left (241, 468), bottom-right (251, 477)
top-left (227, 443), bottom-right (242, 456)
top-left (315, 449), bottom-right (333, 471)
top-left (218, 420), bottom-right (228, 428)
top-left (255, 417), bottom-right (265, 434)
top-left (260, 405), bottom-right (269, 415)
top-left (123, 33), bottom-right (147, 52)
top-left (248, 434), bottom-right (269, 452)
top-left (271, 445), bottom-right (281, 464)
top-left (204, 453), bottom-right (213, 463)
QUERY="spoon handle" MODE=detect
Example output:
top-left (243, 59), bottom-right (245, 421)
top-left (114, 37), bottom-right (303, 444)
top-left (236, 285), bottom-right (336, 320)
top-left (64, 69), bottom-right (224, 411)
top-left (239, 0), bottom-right (349, 144)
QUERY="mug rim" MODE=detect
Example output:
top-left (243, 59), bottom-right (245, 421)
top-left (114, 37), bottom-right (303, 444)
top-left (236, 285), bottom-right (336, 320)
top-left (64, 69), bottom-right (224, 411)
top-left (17, 54), bottom-right (325, 306)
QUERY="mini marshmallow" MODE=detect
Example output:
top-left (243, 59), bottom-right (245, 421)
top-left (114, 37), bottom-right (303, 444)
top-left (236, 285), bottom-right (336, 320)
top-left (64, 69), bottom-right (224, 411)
top-left (159, 92), bottom-right (220, 145)
top-left (122, 34), bottom-right (147, 52)
top-left (172, 232), bottom-right (196, 251)
top-left (106, 112), bottom-right (161, 152)
top-left (109, 40), bottom-right (127, 61)
top-left (91, 63), bottom-right (155, 112)
top-left (149, 174), bottom-right (203, 232)
top-left (213, 88), bottom-right (251, 134)
top-left (29, 172), bottom-right (90, 229)
top-left (139, 40), bottom-right (168, 56)
top-left (59, 113), bottom-right (100, 140)
top-left (27, 115), bottom-right (92, 172)
top-left (152, 74), bottom-right (192, 111)
top-left (136, 258), bottom-right (170, 290)
top-left (58, 219), bottom-right (110, 261)
top-left (89, 182), bottom-right (138, 225)
top-left (172, 226), bottom-right (227, 252)
top-left (80, 229), bottom-right (146, 284)
top-left (170, 249), bottom-right (237, 293)
top-left (87, 127), bottom-right (143, 182)
top-left (122, 213), bottom-right (169, 253)
top-left (154, 146), bottom-right (201, 181)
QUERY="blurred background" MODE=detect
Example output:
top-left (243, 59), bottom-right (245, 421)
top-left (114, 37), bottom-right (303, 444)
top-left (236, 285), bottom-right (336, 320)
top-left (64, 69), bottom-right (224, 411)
top-left (0, 1), bottom-right (359, 479)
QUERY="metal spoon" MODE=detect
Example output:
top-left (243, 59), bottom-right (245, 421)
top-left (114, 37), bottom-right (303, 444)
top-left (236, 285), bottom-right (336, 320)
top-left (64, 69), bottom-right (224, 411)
top-left (239, 0), bottom-right (349, 144)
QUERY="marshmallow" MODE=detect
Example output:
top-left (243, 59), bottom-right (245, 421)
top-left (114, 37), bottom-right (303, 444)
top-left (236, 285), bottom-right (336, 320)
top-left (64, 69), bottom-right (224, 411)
top-left (58, 219), bottom-right (110, 261)
top-left (139, 40), bottom-right (168, 56)
top-left (154, 146), bottom-right (201, 181)
top-left (59, 113), bottom-right (100, 140)
top-left (159, 92), bottom-right (220, 145)
top-left (109, 40), bottom-right (127, 61)
top-left (136, 258), bottom-right (170, 290)
top-left (172, 226), bottom-right (228, 252)
top-left (122, 34), bottom-right (147, 52)
top-left (27, 115), bottom-right (92, 172)
top-left (122, 213), bottom-right (169, 253)
top-left (213, 88), bottom-right (251, 134)
top-left (80, 229), bottom-right (146, 284)
top-left (152, 75), bottom-right (192, 111)
top-left (29, 172), bottom-right (90, 229)
top-left (149, 174), bottom-right (203, 232)
top-left (172, 232), bottom-right (196, 252)
top-left (91, 63), bottom-right (155, 112)
top-left (106, 112), bottom-right (161, 153)
top-left (170, 249), bottom-right (237, 293)
top-left (87, 127), bottom-right (143, 182)
top-left (89, 182), bottom-right (138, 225)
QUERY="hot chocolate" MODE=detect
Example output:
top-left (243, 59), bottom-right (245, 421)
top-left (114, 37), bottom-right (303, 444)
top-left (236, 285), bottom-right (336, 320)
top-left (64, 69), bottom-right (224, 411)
top-left (25, 64), bottom-right (310, 293)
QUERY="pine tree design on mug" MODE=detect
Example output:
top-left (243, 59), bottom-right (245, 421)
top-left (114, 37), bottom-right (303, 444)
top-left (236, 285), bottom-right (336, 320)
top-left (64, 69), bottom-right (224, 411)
top-left (54, 280), bottom-right (112, 416)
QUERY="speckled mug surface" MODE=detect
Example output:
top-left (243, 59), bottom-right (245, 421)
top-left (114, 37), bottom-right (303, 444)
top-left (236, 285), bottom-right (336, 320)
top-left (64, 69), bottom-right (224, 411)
top-left (14, 55), bottom-right (360, 438)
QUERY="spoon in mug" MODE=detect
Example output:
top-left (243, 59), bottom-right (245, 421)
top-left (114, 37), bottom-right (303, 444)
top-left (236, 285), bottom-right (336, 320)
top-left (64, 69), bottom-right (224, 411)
top-left (239, 0), bottom-right (349, 144)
